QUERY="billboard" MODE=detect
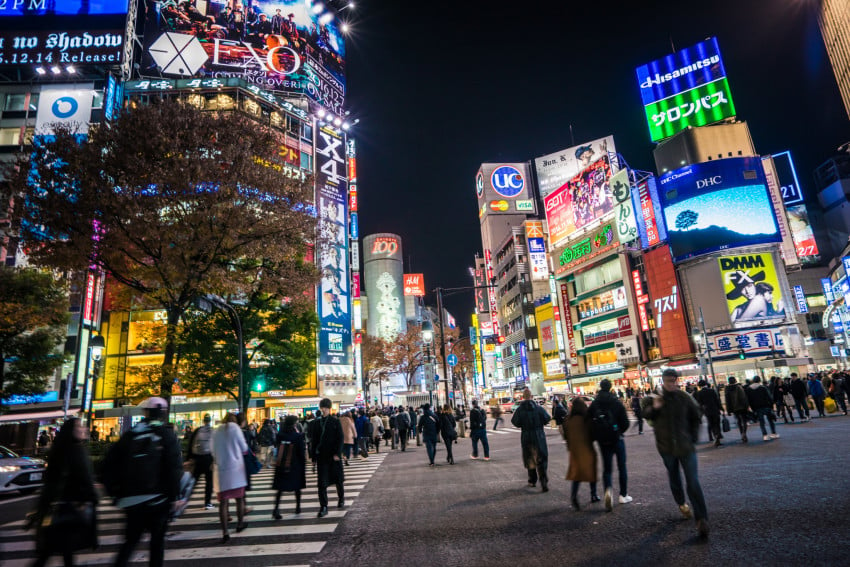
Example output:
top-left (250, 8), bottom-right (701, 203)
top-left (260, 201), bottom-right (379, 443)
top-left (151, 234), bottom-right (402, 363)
top-left (140, 0), bottom-right (345, 112)
top-left (544, 155), bottom-right (616, 245)
top-left (316, 125), bottom-right (351, 370)
top-left (707, 327), bottom-right (788, 358)
top-left (718, 253), bottom-right (786, 325)
top-left (644, 245), bottom-right (691, 357)
top-left (576, 285), bottom-right (628, 321)
top-left (658, 157), bottom-right (781, 262)
top-left (554, 223), bottom-right (619, 277)
top-left (403, 274), bottom-right (425, 297)
top-left (610, 169), bottom-right (639, 244)
top-left (635, 175), bottom-right (666, 248)
top-left (771, 151), bottom-right (820, 263)
top-left (0, 0), bottom-right (127, 69)
top-left (534, 136), bottom-right (617, 199)
top-left (761, 156), bottom-right (801, 269)
top-left (636, 37), bottom-right (735, 142)
top-left (35, 84), bottom-right (94, 134)
top-left (475, 162), bottom-right (536, 215)
top-left (363, 233), bottom-right (405, 341)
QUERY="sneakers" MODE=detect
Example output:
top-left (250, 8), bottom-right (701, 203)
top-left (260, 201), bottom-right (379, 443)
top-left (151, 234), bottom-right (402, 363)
top-left (204, 503), bottom-right (215, 510)
top-left (769, 433), bottom-right (780, 439)
top-left (763, 435), bottom-right (770, 442)
top-left (571, 496), bottom-right (581, 511)
top-left (679, 504), bottom-right (692, 519)
top-left (697, 518), bottom-right (710, 539)
top-left (483, 457), bottom-right (490, 461)
top-left (590, 495), bottom-right (601, 503)
top-left (470, 455), bottom-right (479, 460)
top-left (604, 488), bottom-right (613, 512)
top-left (619, 495), bottom-right (633, 504)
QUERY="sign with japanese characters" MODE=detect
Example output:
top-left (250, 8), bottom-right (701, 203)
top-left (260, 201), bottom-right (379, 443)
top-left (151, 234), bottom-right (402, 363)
top-left (610, 169), bottom-right (639, 244)
top-left (707, 328), bottom-right (787, 358)
top-left (643, 78), bottom-right (736, 142)
top-left (644, 245), bottom-right (691, 357)
top-left (793, 285), bottom-right (808, 314)
top-left (528, 237), bottom-right (549, 281)
top-left (554, 223), bottom-right (619, 277)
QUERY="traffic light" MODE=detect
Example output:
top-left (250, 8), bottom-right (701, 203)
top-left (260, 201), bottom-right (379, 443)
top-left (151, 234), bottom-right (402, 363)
top-left (253, 378), bottom-right (266, 393)
top-left (738, 348), bottom-right (746, 360)
top-left (497, 336), bottom-right (506, 344)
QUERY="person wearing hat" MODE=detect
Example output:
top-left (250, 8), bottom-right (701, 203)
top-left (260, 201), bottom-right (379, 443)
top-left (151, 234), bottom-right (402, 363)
top-left (693, 379), bottom-right (723, 447)
top-left (726, 270), bottom-right (769, 322)
top-left (188, 413), bottom-right (215, 509)
top-left (641, 370), bottom-right (710, 539)
top-left (110, 397), bottom-right (183, 567)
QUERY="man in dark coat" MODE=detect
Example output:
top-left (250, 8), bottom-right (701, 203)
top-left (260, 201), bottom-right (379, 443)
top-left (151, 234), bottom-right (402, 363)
top-left (746, 376), bottom-right (778, 442)
top-left (588, 379), bottom-right (631, 510)
top-left (408, 406), bottom-right (419, 445)
top-left (789, 372), bottom-right (810, 421)
top-left (724, 376), bottom-right (750, 443)
top-left (417, 403), bottom-right (440, 466)
top-left (694, 380), bottom-right (723, 447)
top-left (308, 398), bottom-right (344, 517)
top-left (511, 388), bottom-right (552, 492)
top-left (642, 369), bottom-right (709, 540)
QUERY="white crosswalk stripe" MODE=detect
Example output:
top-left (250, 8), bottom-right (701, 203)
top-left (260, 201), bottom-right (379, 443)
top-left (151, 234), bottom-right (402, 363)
top-left (0, 453), bottom-right (386, 566)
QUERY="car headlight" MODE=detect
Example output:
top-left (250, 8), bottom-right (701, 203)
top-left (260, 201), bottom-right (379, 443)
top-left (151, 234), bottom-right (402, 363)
top-left (0, 465), bottom-right (21, 473)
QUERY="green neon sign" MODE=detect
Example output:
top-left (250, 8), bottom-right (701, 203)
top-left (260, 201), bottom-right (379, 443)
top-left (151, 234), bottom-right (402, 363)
top-left (643, 78), bottom-right (736, 142)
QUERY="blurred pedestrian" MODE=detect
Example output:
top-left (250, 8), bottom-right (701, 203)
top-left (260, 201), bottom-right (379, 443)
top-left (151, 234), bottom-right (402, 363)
top-left (790, 373), bottom-right (810, 422)
top-left (272, 415), bottom-right (306, 518)
top-left (187, 413), bottom-right (215, 509)
top-left (746, 376), bottom-right (779, 442)
top-left (511, 388), bottom-right (552, 492)
top-left (468, 399), bottom-right (489, 460)
top-left (631, 392), bottom-right (644, 434)
top-left (491, 404), bottom-right (503, 430)
top-left (694, 380), bottom-right (723, 447)
top-left (355, 408), bottom-right (371, 458)
top-left (828, 373), bottom-right (848, 415)
top-left (770, 376), bottom-right (795, 424)
top-left (724, 377), bottom-right (750, 443)
top-left (553, 397), bottom-right (568, 433)
top-left (808, 373), bottom-right (826, 418)
top-left (340, 410), bottom-right (357, 465)
top-left (369, 411), bottom-right (383, 453)
top-left (641, 369), bottom-right (709, 540)
top-left (589, 379), bottom-right (631, 510)
top-left (31, 417), bottom-right (98, 567)
top-left (564, 397), bottom-right (599, 510)
top-left (439, 404), bottom-right (457, 465)
top-left (396, 405), bottom-right (411, 451)
top-left (258, 419), bottom-right (277, 468)
top-left (418, 403), bottom-right (439, 467)
top-left (212, 413), bottom-right (249, 543)
top-left (408, 406), bottom-right (418, 444)
top-left (308, 398), bottom-right (344, 518)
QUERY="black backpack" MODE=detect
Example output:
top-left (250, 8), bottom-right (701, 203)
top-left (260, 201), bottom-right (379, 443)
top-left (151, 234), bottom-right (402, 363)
top-left (103, 424), bottom-right (164, 499)
top-left (396, 411), bottom-right (410, 428)
top-left (591, 407), bottom-right (620, 446)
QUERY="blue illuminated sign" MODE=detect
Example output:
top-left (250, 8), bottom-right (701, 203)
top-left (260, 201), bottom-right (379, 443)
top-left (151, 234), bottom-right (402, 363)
top-left (822, 278), bottom-right (835, 304)
top-left (793, 285), bottom-right (808, 314)
top-left (350, 212), bottom-right (358, 239)
top-left (636, 37), bottom-right (727, 107)
top-left (528, 237), bottom-right (546, 253)
top-left (490, 165), bottom-right (524, 198)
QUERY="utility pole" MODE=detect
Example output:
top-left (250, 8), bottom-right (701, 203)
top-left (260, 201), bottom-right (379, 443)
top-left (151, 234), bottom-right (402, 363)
top-left (435, 287), bottom-right (451, 408)
top-left (699, 307), bottom-right (717, 388)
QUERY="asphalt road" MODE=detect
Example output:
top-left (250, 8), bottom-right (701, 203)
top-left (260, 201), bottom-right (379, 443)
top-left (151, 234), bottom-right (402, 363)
top-left (316, 415), bottom-right (850, 567)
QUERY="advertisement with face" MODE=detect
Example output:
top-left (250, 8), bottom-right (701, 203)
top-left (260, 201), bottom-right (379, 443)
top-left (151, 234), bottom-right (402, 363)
top-left (544, 155), bottom-right (615, 246)
top-left (659, 157), bottom-right (781, 262)
top-left (534, 136), bottom-right (617, 199)
top-left (718, 253), bottom-right (786, 325)
top-left (316, 126), bottom-right (351, 368)
top-left (577, 285), bottom-right (628, 321)
top-left (0, 0), bottom-right (127, 69)
top-left (140, 0), bottom-right (345, 111)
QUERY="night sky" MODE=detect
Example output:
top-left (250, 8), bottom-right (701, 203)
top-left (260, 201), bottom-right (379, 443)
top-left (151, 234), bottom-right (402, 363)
top-left (344, 0), bottom-right (850, 324)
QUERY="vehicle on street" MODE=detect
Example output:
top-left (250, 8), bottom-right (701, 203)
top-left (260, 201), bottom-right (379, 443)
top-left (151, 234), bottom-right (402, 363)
top-left (0, 445), bottom-right (46, 494)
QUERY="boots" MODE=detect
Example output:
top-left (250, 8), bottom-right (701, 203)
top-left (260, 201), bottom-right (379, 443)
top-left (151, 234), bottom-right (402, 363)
top-left (295, 491), bottom-right (302, 515)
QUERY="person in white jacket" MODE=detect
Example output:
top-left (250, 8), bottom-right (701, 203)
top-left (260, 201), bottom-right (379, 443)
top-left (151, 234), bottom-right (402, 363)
top-left (212, 413), bottom-right (249, 543)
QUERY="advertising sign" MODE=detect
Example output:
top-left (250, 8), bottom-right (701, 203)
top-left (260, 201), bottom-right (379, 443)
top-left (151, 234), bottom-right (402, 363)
top-left (554, 223), bottom-right (619, 277)
top-left (644, 245), bottom-right (691, 357)
top-left (475, 162), bottom-right (535, 215)
top-left (785, 204), bottom-right (820, 262)
top-left (614, 338), bottom-right (640, 364)
top-left (544, 155), bottom-right (615, 245)
top-left (474, 267), bottom-right (489, 314)
top-left (610, 169), bottom-right (639, 244)
top-left (761, 156), bottom-right (800, 269)
top-left (718, 253), bottom-right (786, 325)
top-left (403, 274), bottom-right (425, 297)
top-left (560, 283), bottom-right (578, 366)
top-left (636, 175), bottom-right (666, 248)
top-left (707, 327), bottom-right (787, 358)
top-left (659, 158), bottom-right (781, 262)
top-left (793, 285), bottom-right (808, 314)
top-left (140, 0), bottom-right (346, 112)
top-left (772, 151), bottom-right (804, 206)
top-left (635, 37), bottom-right (734, 142)
top-left (316, 126), bottom-right (351, 369)
top-left (534, 136), bottom-right (617, 199)
top-left (35, 84), bottom-right (94, 134)
top-left (527, 237), bottom-right (549, 281)
top-left (576, 286), bottom-right (628, 321)
top-left (822, 278), bottom-right (835, 304)
top-left (0, 0), bottom-right (127, 69)
top-left (632, 269), bottom-right (650, 332)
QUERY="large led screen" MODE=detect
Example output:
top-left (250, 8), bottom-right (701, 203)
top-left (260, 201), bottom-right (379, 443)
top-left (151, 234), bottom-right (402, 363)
top-left (140, 0), bottom-right (345, 112)
top-left (659, 158), bottom-right (781, 262)
top-left (0, 0), bottom-right (127, 68)
top-left (544, 155), bottom-right (615, 245)
top-left (534, 135), bottom-right (617, 199)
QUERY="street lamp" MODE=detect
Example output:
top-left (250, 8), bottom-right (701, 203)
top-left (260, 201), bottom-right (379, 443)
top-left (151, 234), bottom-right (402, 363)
top-left (85, 334), bottom-right (105, 431)
top-left (194, 294), bottom-right (246, 414)
top-left (696, 306), bottom-right (717, 387)
top-left (421, 320), bottom-right (434, 407)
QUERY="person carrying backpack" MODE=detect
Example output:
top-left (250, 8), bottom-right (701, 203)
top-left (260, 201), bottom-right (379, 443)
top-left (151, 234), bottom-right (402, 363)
top-left (395, 406), bottom-right (411, 451)
top-left (188, 413), bottom-right (215, 509)
top-left (588, 379), bottom-right (631, 511)
top-left (103, 397), bottom-right (182, 567)
top-left (468, 399), bottom-right (489, 460)
top-left (258, 419), bottom-right (277, 467)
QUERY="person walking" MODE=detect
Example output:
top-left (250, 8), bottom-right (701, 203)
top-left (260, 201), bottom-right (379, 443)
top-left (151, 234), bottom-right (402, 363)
top-left (272, 415), bottom-right (307, 518)
top-left (553, 397), bottom-right (568, 434)
top-left (641, 369), bottom-right (710, 540)
top-left (408, 406), bottom-right (419, 445)
top-left (693, 380), bottom-right (723, 447)
top-left (563, 397), bottom-right (599, 510)
top-left (588, 379), bottom-right (631, 510)
top-left (790, 372), bottom-right (810, 422)
top-left (828, 373), bottom-right (848, 415)
top-left (31, 417), bottom-right (98, 567)
top-left (105, 398), bottom-right (182, 565)
top-left (354, 408), bottom-right (370, 458)
top-left (339, 411), bottom-right (357, 465)
top-left (389, 410), bottom-right (399, 450)
top-left (396, 405), bottom-right (411, 451)
top-left (491, 404), bottom-right (504, 430)
top-left (418, 403), bottom-right (440, 467)
top-left (746, 376), bottom-right (779, 442)
top-left (770, 376), bottom-right (795, 424)
top-left (630, 393), bottom-right (644, 434)
top-left (369, 411), bottom-right (383, 453)
top-left (211, 413), bottom-right (249, 543)
top-left (468, 399), bottom-right (490, 460)
top-left (258, 419), bottom-right (277, 468)
top-left (724, 377), bottom-right (750, 443)
top-left (808, 373), bottom-right (827, 418)
top-left (187, 414), bottom-right (215, 509)
top-left (309, 398), bottom-right (344, 517)
top-left (511, 388), bottom-right (552, 492)
top-left (438, 404), bottom-right (457, 465)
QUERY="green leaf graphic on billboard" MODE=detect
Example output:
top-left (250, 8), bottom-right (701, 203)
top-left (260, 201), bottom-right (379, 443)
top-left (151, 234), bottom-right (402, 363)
top-left (644, 78), bottom-right (736, 142)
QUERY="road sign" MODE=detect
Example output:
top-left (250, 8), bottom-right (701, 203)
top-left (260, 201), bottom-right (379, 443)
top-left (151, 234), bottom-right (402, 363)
top-left (447, 354), bottom-right (458, 367)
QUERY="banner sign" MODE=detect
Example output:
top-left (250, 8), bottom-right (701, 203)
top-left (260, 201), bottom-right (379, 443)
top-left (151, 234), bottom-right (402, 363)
top-left (822, 278), bottom-right (835, 305)
top-left (610, 169), bottom-right (639, 244)
top-left (708, 327), bottom-right (788, 358)
top-left (718, 253), bottom-right (786, 325)
top-left (317, 126), bottom-right (351, 369)
top-left (36, 84), bottom-right (94, 134)
top-left (560, 283), bottom-right (578, 366)
top-left (403, 273), bottom-right (425, 296)
top-left (555, 223), bottom-right (619, 277)
top-left (534, 136), bottom-right (617, 199)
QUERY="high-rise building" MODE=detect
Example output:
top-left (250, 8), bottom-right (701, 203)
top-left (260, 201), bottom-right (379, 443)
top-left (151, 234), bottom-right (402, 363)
top-left (818, 0), bottom-right (850, 120)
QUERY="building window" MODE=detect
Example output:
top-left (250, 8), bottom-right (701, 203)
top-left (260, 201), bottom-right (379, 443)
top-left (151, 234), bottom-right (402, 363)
top-left (0, 127), bottom-right (21, 145)
top-left (3, 93), bottom-right (28, 112)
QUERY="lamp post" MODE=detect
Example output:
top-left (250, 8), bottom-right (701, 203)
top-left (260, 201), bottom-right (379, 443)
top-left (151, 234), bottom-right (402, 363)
top-left (194, 295), bottom-right (246, 414)
top-left (421, 319), bottom-right (434, 407)
top-left (696, 307), bottom-right (717, 387)
top-left (84, 334), bottom-right (105, 431)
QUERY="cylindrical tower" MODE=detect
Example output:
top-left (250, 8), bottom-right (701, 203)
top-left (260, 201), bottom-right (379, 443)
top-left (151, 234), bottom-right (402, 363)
top-left (362, 233), bottom-right (405, 341)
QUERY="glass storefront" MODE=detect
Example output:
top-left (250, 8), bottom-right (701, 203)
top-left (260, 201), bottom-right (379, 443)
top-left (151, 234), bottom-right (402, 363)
top-left (573, 258), bottom-right (622, 295)
top-left (576, 286), bottom-right (628, 321)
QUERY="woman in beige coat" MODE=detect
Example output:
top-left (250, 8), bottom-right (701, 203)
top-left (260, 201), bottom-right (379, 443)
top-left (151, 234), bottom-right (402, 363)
top-left (340, 411), bottom-right (357, 465)
top-left (564, 397), bottom-right (599, 510)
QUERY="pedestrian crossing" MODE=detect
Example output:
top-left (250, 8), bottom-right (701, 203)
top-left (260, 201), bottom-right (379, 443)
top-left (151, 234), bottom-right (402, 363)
top-left (0, 452), bottom-right (386, 566)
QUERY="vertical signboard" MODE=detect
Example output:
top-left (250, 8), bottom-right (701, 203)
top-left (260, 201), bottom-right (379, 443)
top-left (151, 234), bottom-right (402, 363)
top-left (559, 283), bottom-right (578, 366)
top-left (644, 245), bottom-right (691, 357)
top-left (363, 233), bottom-right (405, 341)
top-left (793, 285), bottom-right (809, 314)
top-left (610, 169), bottom-right (639, 244)
top-left (823, 278), bottom-right (835, 304)
top-left (761, 156), bottom-right (801, 269)
top-left (317, 126), bottom-right (351, 370)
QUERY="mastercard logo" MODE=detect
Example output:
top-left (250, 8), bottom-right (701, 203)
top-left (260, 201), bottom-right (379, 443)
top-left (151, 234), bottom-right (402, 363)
top-left (489, 200), bottom-right (509, 212)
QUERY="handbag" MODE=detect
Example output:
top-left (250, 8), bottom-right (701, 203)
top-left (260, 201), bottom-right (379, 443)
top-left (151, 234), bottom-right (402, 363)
top-left (825, 396), bottom-right (838, 414)
top-left (721, 415), bottom-right (730, 433)
top-left (783, 394), bottom-right (795, 407)
top-left (39, 501), bottom-right (96, 553)
top-left (244, 451), bottom-right (262, 476)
